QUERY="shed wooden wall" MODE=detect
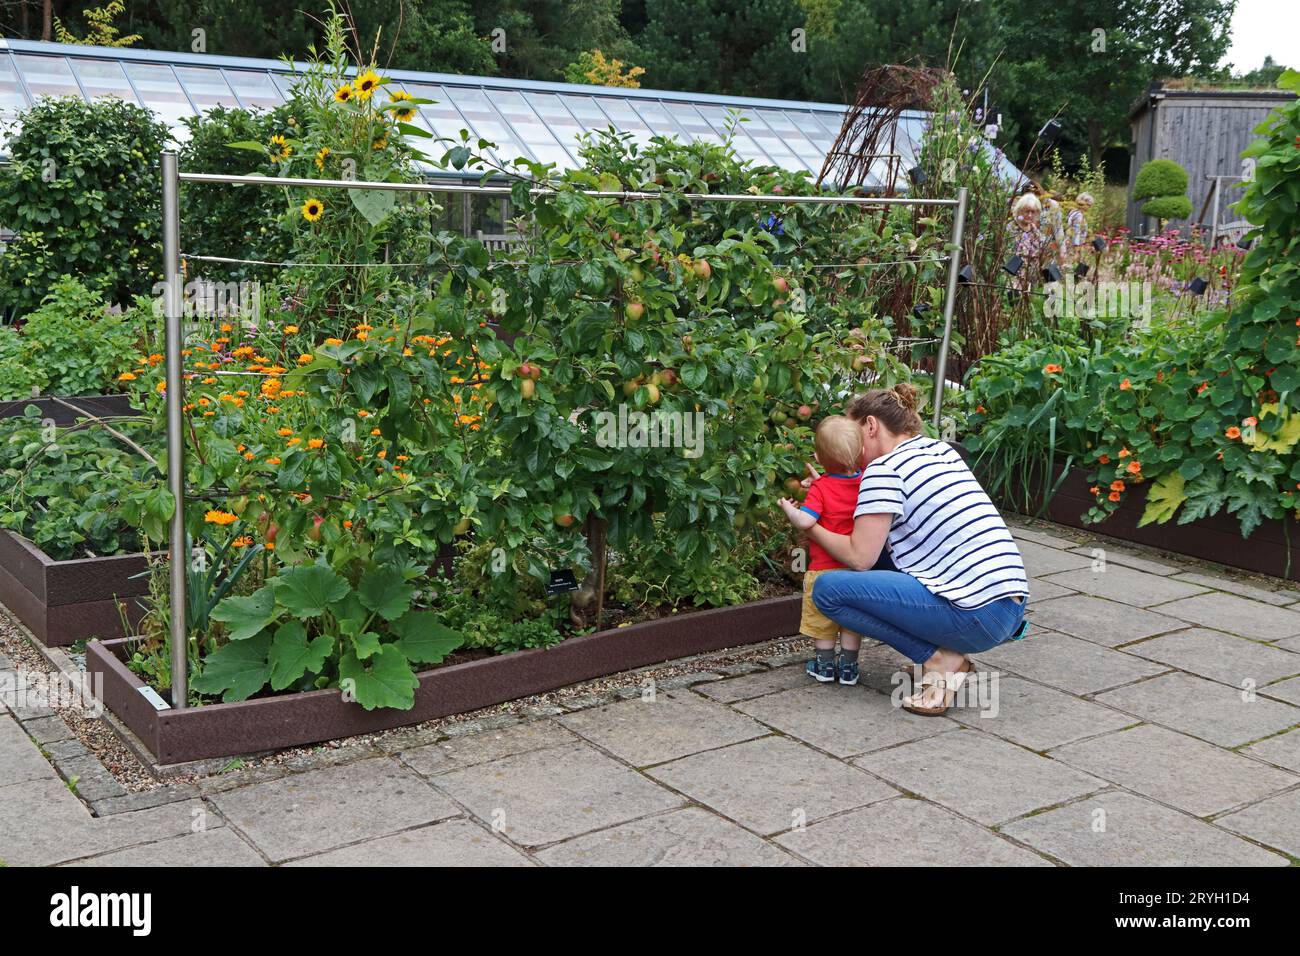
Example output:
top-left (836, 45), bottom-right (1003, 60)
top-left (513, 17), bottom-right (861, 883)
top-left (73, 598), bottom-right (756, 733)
top-left (1127, 95), bottom-right (1289, 237)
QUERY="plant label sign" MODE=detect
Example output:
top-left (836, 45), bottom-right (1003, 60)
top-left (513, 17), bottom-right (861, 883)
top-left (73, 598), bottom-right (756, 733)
top-left (545, 569), bottom-right (580, 595)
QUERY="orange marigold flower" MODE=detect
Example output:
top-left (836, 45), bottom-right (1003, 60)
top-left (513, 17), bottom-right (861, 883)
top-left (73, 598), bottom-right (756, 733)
top-left (204, 510), bottom-right (238, 525)
top-left (1225, 426), bottom-right (1241, 439)
top-left (277, 427), bottom-right (293, 437)
top-left (324, 337), bottom-right (344, 346)
top-left (231, 536), bottom-right (253, 548)
top-left (308, 438), bottom-right (324, 449)
top-left (343, 520), bottom-right (353, 529)
top-left (284, 325), bottom-right (299, 334)
top-left (118, 372), bottom-right (136, 381)
top-left (297, 354), bottom-right (313, 365)
top-left (267, 456), bottom-right (282, 466)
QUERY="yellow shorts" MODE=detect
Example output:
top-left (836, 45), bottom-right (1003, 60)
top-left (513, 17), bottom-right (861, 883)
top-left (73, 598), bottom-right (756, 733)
top-left (801, 568), bottom-right (851, 643)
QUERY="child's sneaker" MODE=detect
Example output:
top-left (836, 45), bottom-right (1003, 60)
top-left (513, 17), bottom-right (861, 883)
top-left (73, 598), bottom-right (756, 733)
top-left (806, 656), bottom-right (837, 683)
top-left (837, 657), bottom-right (859, 686)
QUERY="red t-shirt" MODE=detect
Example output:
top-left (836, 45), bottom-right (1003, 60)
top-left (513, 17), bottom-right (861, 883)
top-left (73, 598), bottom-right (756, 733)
top-left (799, 471), bottom-right (863, 570)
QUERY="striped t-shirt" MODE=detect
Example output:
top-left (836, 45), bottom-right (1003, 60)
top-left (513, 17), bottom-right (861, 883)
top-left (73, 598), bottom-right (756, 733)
top-left (855, 435), bottom-right (1029, 609)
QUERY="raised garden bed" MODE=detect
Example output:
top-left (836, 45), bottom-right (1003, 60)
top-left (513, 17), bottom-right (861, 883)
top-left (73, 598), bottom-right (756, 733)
top-left (86, 593), bottom-right (801, 764)
top-left (0, 531), bottom-right (152, 646)
top-left (0, 393), bottom-right (139, 426)
top-left (1019, 464), bottom-right (1300, 583)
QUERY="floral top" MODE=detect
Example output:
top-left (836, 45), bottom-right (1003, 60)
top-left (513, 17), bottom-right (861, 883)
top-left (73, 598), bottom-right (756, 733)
top-left (1067, 208), bottom-right (1088, 248)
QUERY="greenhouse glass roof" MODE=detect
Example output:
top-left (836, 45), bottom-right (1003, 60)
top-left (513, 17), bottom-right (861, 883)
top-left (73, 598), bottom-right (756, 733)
top-left (0, 38), bottom-right (1018, 188)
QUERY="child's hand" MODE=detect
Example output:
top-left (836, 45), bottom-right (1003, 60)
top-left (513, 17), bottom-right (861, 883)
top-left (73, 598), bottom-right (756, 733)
top-left (779, 498), bottom-right (817, 530)
top-left (801, 462), bottom-right (820, 490)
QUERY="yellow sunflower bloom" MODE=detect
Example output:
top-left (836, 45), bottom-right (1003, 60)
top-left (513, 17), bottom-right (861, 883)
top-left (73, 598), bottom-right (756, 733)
top-left (353, 69), bottom-right (382, 100)
top-left (301, 198), bottom-right (324, 222)
top-left (333, 85), bottom-right (353, 103)
top-left (315, 147), bottom-right (330, 171)
top-left (389, 90), bottom-right (417, 122)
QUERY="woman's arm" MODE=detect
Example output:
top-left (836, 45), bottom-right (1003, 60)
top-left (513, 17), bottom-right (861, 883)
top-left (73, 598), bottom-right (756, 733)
top-left (807, 512), bottom-right (892, 571)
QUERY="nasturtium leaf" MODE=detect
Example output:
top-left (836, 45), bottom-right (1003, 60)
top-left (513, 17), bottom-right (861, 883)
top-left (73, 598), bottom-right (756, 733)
top-left (338, 645), bottom-right (419, 711)
top-left (191, 632), bottom-right (272, 702)
top-left (210, 586), bottom-right (280, 641)
top-left (272, 565), bottom-right (350, 618)
top-left (391, 610), bottom-right (463, 664)
top-left (1251, 403), bottom-right (1300, 454)
top-left (268, 621), bottom-right (333, 691)
top-left (356, 567), bottom-right (415, 621)
top-left (1138, 473), bottom-right (1186, 527)
top-left (352, 630), bottom-right (383, 660)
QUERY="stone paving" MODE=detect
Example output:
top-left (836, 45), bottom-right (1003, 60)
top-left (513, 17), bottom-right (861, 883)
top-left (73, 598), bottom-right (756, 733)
top-left (3, 520), bottom-right (1300, 866)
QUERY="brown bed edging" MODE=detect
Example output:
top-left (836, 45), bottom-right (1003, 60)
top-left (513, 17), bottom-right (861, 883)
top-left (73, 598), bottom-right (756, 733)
top-left (86, 593), bottom-right (802, 764)
top-left (1017, 464), bottom-right (1300, 582)
top-left (0, 531), bottom-right (153, 646)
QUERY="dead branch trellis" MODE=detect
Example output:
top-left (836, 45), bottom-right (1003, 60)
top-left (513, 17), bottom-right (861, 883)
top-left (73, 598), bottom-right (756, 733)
top-left (160, 151), bottom-right (967, 707)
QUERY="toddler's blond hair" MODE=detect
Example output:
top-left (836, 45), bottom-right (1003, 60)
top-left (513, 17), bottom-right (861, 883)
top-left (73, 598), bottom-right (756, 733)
top-left (814, 415), bottom-right (864, 474)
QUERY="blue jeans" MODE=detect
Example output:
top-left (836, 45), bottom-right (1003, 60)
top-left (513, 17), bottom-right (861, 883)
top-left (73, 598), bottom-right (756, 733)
top-left (811, 559), bottom-right (1025, 664)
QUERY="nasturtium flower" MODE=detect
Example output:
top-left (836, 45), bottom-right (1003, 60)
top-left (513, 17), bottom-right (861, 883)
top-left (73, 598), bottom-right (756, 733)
top-left (1043, 364), bottom-right (1063, 374)
top-left (1226, 426), bottom-right (1242, 440)
top-left (1126, 460), bottom-right (1142, 475)
top-left (1243, 416), bottom-right (1258, 428)
top-left (1108, 491), bottom-right (1122, 502)
top-left (204, 510), bottom-right (238, 525)
top-left (1119, 378), bottom-right (1132, 390)
top-left (1110, 480), bottom-right (1125, 492)
top-left (301, 198), bottom-right (325, 222)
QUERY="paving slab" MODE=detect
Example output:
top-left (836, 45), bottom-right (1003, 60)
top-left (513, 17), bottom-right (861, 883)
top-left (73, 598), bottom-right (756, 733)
top-left (1025, 595), bottom-right (1183, 646)
top-left (1065, 545), bottom-right (1181, 576)
top-left (1097, 672), bottom-right (1300, 748)
top-left (1124, 628), bottom-right (1300, 689)
top-left (1039, 567), bottom-right (1206, 608)
top-left (1155, 593), bottom-right (1300, 641)
top-left (1214, 789), bottom-right (1300, 858)
top-left (732, 683), bottom-right (957, 758)
top-left (1259, 676), bottom-right (1300, 706)
top-left (0, 776), bottom-right (213, 867)
top-left (398, 719), bottom-right (579, 777)
top-left (68, 827), bottom-right (267, 867)
top-left (0, 713), bottom-right (58, 786)
top-left (287, 819), bottom-right (534, 867)
top-left (648, 735), bottom-right (896, 836)
top-left (432, 741), bottom-right (682, 847)
top-left (1016, 540), bottom-right (1095, 576)
top-left (1028, 578), bottom-right (1076, 602)
top-left (973, 630), bottom-right (1167, 695)
top-left (694, 664), bottom-right (811, 703)
top-left (208, 757), bottom-right (460, 863)
top-left (950, 676), bottom-right (1135, 751)
top-left (535, 807), bottom-right (801, 867)
top-left (1241, 730), bottom-right (1300, 774)
top-left (1009, 526), bottom-right (1087, 550)
top-left (557, 690), bottom-right (768, 766)
top-left (20, 714), bottom-right (75, 745)
top-left (1048, 724), bottom-right (1298, 817)
top-left (1172, 572), bottom-right (1300, 607)
top-left (1001, 791), bottom-right (1288, 866)
top-left (776, 797), bottom-right (1052, 866)
top-left (852, 730), bottom-right (1105, 826)
top-left (1275, 636), bottom-right (1300, 653)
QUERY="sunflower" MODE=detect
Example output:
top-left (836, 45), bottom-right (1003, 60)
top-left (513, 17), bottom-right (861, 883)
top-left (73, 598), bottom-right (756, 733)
top-left (333, 85), bottom-right (353, 103)
top-left (353, 69), bottom-right (382, 100)
top-left (269, 134), bottom-right (292, 163)
top-left (389, 89), bottom-right (416, 122)
top-left (301, 198), bottom-right (324, 222)
top-left (315, 146), bottom-right (331, 171)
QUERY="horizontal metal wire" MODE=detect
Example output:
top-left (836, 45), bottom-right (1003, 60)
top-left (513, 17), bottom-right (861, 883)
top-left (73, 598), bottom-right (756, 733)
top-left (176, 168), bottom-right (960, 207)
top-left (182, 252), bottom-right (950, 271)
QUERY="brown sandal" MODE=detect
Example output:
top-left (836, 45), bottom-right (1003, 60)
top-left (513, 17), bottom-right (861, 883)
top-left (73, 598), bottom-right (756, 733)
top-left (901, 658), bottom-right (974, 716)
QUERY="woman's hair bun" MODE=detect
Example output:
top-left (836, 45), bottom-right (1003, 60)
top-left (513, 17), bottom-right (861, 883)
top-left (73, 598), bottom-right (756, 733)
top-left (891, 382), bottom-right (920, 412)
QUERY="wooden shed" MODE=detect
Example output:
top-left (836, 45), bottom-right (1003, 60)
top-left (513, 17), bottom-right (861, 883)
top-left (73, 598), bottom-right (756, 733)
top-left (1127, 83), bottom-right (1295, 239)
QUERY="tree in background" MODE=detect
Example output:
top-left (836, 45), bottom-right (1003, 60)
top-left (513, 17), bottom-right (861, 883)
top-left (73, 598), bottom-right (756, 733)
top-left (996, 0), bottom-right (1233, 166)
top-left (563, 49), bottom-right (645, 87)
top-left (1133, 157), bottom-right (1192, 226)
top-left (53, 0), bottom-right (140, 45)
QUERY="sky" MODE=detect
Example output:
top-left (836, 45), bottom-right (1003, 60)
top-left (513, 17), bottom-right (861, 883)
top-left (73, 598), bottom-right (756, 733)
top-left (1224, 0), bottom-right (1299, 71)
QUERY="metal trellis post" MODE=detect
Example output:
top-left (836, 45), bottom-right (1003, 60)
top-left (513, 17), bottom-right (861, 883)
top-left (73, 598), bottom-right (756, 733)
top-left (931, 186), bottom-right (969, 431)
top-left (162, 150), bottom-right (188, 710)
